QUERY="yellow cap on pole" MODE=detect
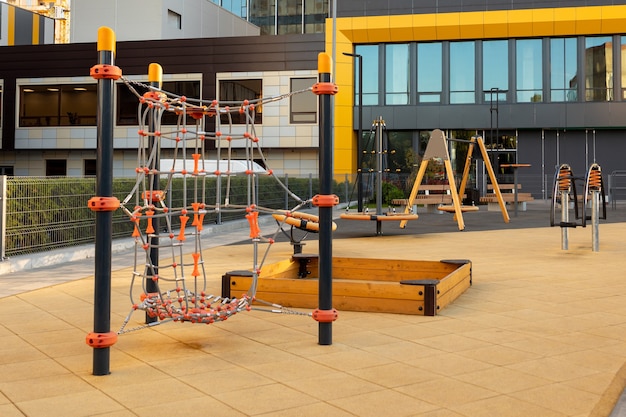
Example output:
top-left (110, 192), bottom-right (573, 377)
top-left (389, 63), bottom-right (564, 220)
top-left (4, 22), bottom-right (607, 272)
top-left (148, 63), bottom-right (163, 88)
top-left (96, 27), bottom-right (116, 55)
top-left (318, 52), bottom-right (332, 74)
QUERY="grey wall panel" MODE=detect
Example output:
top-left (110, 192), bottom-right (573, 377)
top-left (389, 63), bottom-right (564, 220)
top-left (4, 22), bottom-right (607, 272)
top-left (14, 8), bottom-right (32, 46)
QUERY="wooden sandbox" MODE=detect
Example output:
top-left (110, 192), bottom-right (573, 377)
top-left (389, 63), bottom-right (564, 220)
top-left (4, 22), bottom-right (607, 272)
top-left (222, 256), bottom-right (472, 316)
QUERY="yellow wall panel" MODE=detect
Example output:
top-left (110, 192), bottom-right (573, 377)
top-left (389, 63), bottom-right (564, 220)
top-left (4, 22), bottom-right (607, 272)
top-left (412, 14), bottom-right (437, 40)
top-left (32, 14), bottom-right (40, 45)
top-left (483, 10), bottom-right (508, 39)
top-left (367, 28), bottom-right (391, 42)
top-left (459, 12), bottom-right (484, 39)
top-left (575, 6), bottom-right (602, 34)
top-left (8, 6), bottom-right (15, 46)
top-left (389, 26), bottom-right (415, 42)
top-left (532, 9), bottom-right (554, 36)
top-left (436, 13), bottom-right (460, 40)
top-left (600, 6), bottom-right (626, 34)
top-left (507, 9), bottom-right (534, 37)
top-left (553, 7), bottom-right (576, 36)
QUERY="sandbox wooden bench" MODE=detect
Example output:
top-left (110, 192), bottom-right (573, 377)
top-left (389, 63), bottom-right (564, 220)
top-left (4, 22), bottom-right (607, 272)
top-left (392, 184), bottom-right (464, 214)
top-left (479, 184), bottom-right (534, 211)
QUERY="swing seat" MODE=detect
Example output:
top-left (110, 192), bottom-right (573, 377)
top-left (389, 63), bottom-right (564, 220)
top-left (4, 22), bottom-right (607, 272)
top-left (437, 205), bottom-right (479, 213)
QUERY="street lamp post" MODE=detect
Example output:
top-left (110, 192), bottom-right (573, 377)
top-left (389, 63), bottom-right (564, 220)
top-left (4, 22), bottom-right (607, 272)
top-left (343, 52), bottom-right (363, 212)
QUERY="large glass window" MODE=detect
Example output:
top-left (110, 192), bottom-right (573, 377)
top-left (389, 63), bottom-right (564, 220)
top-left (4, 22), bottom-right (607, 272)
top-left (417, 42), bottom-right (442, 103)
top-left (450, 41), bottom-right (476, 104)
top-left (0, 83), bottom-right (3, 128)
top-left (117, 80), bottom-right (201, 126)
top-left (550, 38), bottom-right (578, 102)
top-left (219, 79), bottom-right (262, 124)
top-left (585, 36), bottom-right (613, 101)
top-left (19, 84), bottom-right (97, 127)
top-left (290, 77), bottom-right (316, 123)
top-left (304, 0), bottom-right (327, 34)
top-left (621, 36), bottom-right (626, 99)
top-left (483, 40), bottom-right (508, 101)
top-left (385, 44), bottom-right (410, 105)
top-left (516, 39), bottom-right (543, 102)
top-left (355, 45), bottom-right (379, 105)
top-left (249, 0), bottom-right (275, 35)
top-left (277, 1), bottom-right (302, 34)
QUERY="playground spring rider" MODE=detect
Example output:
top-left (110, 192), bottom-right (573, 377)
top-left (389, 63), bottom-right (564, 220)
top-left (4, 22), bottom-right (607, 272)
top-left (550, 163), bottom-right (607, 251)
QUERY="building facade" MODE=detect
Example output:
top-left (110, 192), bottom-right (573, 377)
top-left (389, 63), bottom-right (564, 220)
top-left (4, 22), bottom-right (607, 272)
top-left (333, 1), bottom-right (626, 197)
top-left (0, 2), bottom-right (55, 46)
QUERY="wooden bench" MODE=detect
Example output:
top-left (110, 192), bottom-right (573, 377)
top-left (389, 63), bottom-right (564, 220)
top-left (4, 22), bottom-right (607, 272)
top-left (392, 184), bottom-right (464, 214)
top-left (479, 184), bottom-right (534, 211)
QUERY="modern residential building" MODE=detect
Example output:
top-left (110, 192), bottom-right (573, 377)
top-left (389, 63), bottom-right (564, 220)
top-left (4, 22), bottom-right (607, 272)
top-left (1, 0), bottom-right (626, 199)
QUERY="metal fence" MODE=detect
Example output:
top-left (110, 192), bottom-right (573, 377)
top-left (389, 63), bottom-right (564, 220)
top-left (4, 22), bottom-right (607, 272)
top-left (0, 174), bottom-right (343, 259)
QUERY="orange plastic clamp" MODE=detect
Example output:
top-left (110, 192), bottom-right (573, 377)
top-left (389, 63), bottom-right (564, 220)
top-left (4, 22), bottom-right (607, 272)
top-left (312, 82), bottom-right (338, 96)
top-left (312, 308), bottom-right (338, 323)
top-left (88, 196), bottom-right (120, 212)
top-left (312, 194), bottom-right (339, 207)
top-left (142, 190), bottom-right (164, 202)
top-left (85, 331), bottom-right (118, 348)
top-left (90, 64), bottom-right (122, 80)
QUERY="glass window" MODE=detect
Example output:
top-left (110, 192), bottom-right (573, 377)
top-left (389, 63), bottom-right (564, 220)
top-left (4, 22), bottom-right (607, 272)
top-left (84, 159), bottom-right (97, 176)
top-left (219, 79), bottom-right (262, 124)
top-left (304, 0), bottom-right (327, 34)
top-left (46, 160), bottom-right (67, 176)
top-left (516, 39), bottom-right (543, 102)
top-left (249, 0), bottom-right (275, 35)
top-left (19, 84), bottom-right (97, 127)
top-left (450, 41), bottom-right (476, 104)
top-left (355, 45), bottom-right (379, 105)
top-left (417, 42), bottom-right (442, 103)
top-left (483, 40), bottom-right (508, 101)
top-left (0, 83), bottom-right (3, 128)
top-left (117, 80), bottom-right (201, 126)
top-left (385, 44), bottom-right (410, 105)
top-left (621, 36), bottom-right (626, 99)
top-left (290, 77), bottom-right (316, 123)
top-left (277, 0), bottom-right (301, 34)
top-left (550, 38), bottom-right (578, 102)
top-left (585, 36), bottom-right (613, 101)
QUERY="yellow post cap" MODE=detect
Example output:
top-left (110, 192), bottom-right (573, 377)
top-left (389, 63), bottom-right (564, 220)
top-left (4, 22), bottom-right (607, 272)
top-left (96, 27), bottom-right (116, 54)
top-left (318, 52), bottom-right (332, 74)
top-left (148, 63), bottom-right (163, 87)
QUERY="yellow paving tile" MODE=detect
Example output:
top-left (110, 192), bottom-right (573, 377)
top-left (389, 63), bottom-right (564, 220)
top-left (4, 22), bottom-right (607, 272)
top-left (16, 390), bottom-right (126, 417)
top-left (330, 389), bottom-right (438, 417)
top-left (213, 383), bottom-right (318, 415)
top-left (395, 376), bottom-right (497, 408)
top-left (510, 383), bottom-right (599, 415)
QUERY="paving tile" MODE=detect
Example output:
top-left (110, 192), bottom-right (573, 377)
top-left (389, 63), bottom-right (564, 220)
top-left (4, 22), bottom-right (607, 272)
top-left (213, 382), bottom-right (318, 415)
top-left (395, 376), bottom-right (498, 408)
top-left (510, 383), bottom-right (599, 415)
top-left (255, 402), bottom-right (356, 417)
top-left (16, 389), bottom-right (126, 417)
top-left (330, 388), bottom-right (439, 417)
top-left (452, 394), bottom-right (566, 417)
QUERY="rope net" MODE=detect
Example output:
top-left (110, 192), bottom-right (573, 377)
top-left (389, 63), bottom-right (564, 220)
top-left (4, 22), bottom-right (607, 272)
top-left (117, 77), bottom-right (313, 333)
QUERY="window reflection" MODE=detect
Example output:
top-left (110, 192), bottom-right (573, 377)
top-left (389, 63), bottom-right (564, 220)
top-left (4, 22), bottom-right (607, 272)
top-left (550, 38), bottom-right (578, 102)
top-left (355, 45), bottom-right (379, 105)
top-left (385, 44), bottom-right (410, 105)
top-left (483, 40), bottom-right (508, 101)
top-left (19, 84), bottom-right (97, 127)
top-left (417, 42), bottom-right (442, 103)
top-left (516, 39), bottom-right (543, 102)
top-left (585, 36), bottom-right (613, 101)
top-left (450, 41), bottom-right (475, 104)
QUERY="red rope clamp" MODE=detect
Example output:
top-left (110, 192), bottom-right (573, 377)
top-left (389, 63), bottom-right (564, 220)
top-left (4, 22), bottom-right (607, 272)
top-left (312, 308), bottom-right (338, 323)
top-left (312, 82), bottom-right (338, 96)
top-left (86, 331), bottom-right (118, 348)
top-left (88, 196), bottom-right (120, 212)
top-left (312, 194), bottom-right (339, 207)
top-left (90, 64), bottom-right (122, 80)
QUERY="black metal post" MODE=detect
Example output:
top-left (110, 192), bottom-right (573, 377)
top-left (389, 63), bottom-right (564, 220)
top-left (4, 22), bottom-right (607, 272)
top-left (90, 27), bottom-right (118, 376)
top-left (146, 64), bottom-right (162, 324)
top-left (317, 53), bottom-right (335, 345)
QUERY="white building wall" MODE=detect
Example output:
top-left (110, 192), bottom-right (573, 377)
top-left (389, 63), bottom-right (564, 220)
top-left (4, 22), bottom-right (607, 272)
top-left (70, 0), bottom-right (259, 43)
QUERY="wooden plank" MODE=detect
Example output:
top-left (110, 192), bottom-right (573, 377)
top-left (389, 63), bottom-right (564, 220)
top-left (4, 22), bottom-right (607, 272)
top-left (437, 276), bottom-right (471, 309)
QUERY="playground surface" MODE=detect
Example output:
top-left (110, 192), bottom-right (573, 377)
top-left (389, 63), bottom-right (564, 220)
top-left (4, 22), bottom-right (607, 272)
top-left (2, 199), bottom-right (626, 416)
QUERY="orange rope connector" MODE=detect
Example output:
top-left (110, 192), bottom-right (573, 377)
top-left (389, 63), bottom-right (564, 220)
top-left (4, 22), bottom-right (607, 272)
top-left (191, 253), bottom-right (200, 277)
top-left (88, 196), bottom-right (120, 212)
top-left (142, 190), bottom-right (164, 203)
top-left (588, 169), bottom-right (602, 191)
top-left (131, 212), bottom-right (142, 237)
top-left (191, 203), bottom-right (204, 230)
top-left (312, 308), bottom-right (338, 323)
top-left (85, 331), bottom-right (118, 348)
top-left (192, 153), bottom-right (201, 175)
top-left (90, 64), bottom-right (122, 80)
top-left (312, 194), bottom-right (339, 207)
top-left (246, 211), bottom-right (261, 238)
top-left (312, 82), bottom-right (338, 96)
top-left (178, 215), bottom-right (189, 241)
top-left (145, 210), bottom-right (155, 234)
